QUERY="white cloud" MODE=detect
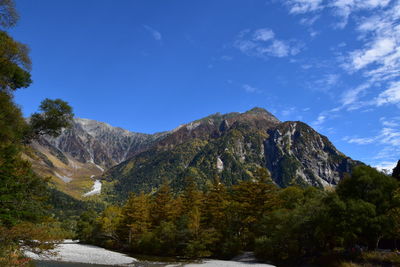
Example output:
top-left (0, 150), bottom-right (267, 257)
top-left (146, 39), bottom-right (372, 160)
top-left (253, 28), bottom-right (275, 41)
top-left (374, 161), bottom-right (397, 174)
top-left (234, 28), bottom-right (302, 58)
top-left (380, 127), bottom-right (400, 146)
top-left (263, 40), bottom-right (291, 57)
top-left (221, 55), bottom-right (233, 61)
top-left (284, 0), bottom-right (391, 27)
top-left (344, 118), bottom-right (400, 162)
top-left (341, 116), bottom-right (400, 167)
top-left (345, 136), bottom-right (375, 144)
top-left (285, 0), bottom-right (324, 14)
top-left (380, 117), bottom-right (400, 127)
top-left (350, 38), bottom-right (396, 71)
top-left (330, 0), bottom-right (391, 28)
top-left (300, 15), bottom-right (320, 25)
top-left (242, 84), bottom-right (260, 93)
top-left (281, 107), bottom-right (296, 117)
top-left (310, 73), bottom-right (340, 94)
top-left (313, 114), bottom-right (326, 125)
top-left (286, 1), bottom-right (400, 110)
top-left (143, 25), bottom-right (162, 41)
top-left (340, 83), bottom-right (370, 106)
top-left (376, 81), bottom-right (400, 106)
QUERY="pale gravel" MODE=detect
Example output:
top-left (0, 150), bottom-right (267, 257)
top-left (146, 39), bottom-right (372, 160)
top-left (83, 180), bottom-right (102, 197)
top-left (25, 240), bottom-right (137, 266)
top-left (26, 240), bottom-right (275, 267)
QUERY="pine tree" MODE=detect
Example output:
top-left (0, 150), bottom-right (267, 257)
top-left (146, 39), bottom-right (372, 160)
top-left (151, 180), bottom-right (175, 226)
top-left (121, 192), bottom-right (151, 247)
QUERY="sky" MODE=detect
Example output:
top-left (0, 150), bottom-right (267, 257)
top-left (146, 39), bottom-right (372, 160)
top-left (11, 0), bottom-right (400, 171)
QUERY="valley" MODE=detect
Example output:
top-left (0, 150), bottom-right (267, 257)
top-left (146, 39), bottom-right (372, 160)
top-left (26, 107), bottom-right (360, 202)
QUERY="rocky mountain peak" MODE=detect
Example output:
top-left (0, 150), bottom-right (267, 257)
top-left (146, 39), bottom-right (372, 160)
top-left (27, 109), bottom-right (361, 200)
top-left (74, 118), bottom-right (136, 138)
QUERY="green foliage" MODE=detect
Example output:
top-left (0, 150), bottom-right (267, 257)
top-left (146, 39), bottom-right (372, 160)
top-left (0, 0), bottom-right (19, 29)
top-left (0, 1), bottom-right (76, 263)
top-left (79, 165), bottom-right (400, 265)
top-left (0, 92), bottom-right (29, 145)
top-left (75, 210), bottom-right (99, 243)
top-left (29, 98), bottom-right (74, 139)
top-left (254, 166), bottom-right (400, 264)
top-left (0, 31), bottom-right (31, 91)
top-left (335, 165), bottom-right (399, 249)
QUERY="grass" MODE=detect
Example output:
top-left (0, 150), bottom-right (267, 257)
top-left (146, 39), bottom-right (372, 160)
top-left (313, 251), bottom-right (400, 267)
top-left (24, 145), bottom-right (103, 200)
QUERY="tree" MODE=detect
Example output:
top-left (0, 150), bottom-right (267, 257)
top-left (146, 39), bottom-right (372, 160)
top-left (393, 160), bottom-right (400, 181)
top-left (336, 165), bottom-right (399, 249)
top-left (75, 210), bottom-right (99, 243)
top-left (254, 187), bottom-right (326, 264)
top-left (150, 180), bottom-right (176, 226)
top-left (0, 1), bottom-right (74, 263)
top-left (28, 98), bottom-right (74, 139)
top-left (121, 192), bottom-right (151, 248)
top-left (0, 31), bottom-right (31, 92)
top-left (228, 176), bottom-right (279, 249)
top-left (0, 0), bottom-right (19, 29)
top-left (97, 205), bottom-right (123, 246)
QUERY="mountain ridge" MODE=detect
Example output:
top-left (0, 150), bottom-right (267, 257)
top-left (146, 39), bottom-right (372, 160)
top-left (26, 107), bottom-right (360, 200)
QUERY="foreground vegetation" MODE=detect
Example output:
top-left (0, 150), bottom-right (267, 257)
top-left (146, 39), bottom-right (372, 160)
top-left (1, 0), bottom-right (400, 266)
top-left (0, 0), bottom-right (76, 265)
top-left (76, 165), bottom-right (400, 265)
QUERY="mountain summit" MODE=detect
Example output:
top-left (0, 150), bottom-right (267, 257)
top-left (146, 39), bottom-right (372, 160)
top-left (102, 108), bottom-right (359, 200)
top-left (27, 108), bottom-right (360, 200)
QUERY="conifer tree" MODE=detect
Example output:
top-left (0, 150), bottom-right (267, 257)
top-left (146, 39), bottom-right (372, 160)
top-left (122, 192), bottom-right (151, 247)
top-left (151, 180), bottom-right (175, 226)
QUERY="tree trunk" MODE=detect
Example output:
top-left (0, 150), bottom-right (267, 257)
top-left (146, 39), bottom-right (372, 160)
top-left (375, 236), bottom-right (382, 250)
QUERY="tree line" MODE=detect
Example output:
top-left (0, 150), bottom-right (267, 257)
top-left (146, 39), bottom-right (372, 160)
top-left (77, 165), bottom-right (400, 265)
top-left (0, 0), bottom-right (74, 265)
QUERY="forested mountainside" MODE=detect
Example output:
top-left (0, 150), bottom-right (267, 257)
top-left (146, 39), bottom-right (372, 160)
top-left (27, 107), bottom-right (359, 201)
top-left (24, 118), bottom-right (167, 198)
top-left (103, 107), bottom-right (359, 201)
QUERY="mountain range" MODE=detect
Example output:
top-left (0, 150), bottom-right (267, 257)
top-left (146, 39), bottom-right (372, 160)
top-left (25, 107), bottom-right (360, 201)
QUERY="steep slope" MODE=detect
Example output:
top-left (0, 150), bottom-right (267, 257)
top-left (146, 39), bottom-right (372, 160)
top-left (264, 121), bottom-right (356, 187)
top-left (25, 118), bottom-right (167, 198)
top-left (47, 118), bottom-right (167, 168)
top-left (26, 108), bottom-right (360, 201)
top-left (102, 108), bottom-right (359, 201)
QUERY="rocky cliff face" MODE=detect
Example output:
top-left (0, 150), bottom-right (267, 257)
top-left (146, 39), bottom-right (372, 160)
top-left (102, 108), bottom-right (360, 201)
top-left (25, 118), bottom-right (167, 198)
top-left (264, 121), bottom-right (356, 187)
top-left (46, 118), bottom-right (166, 168)
top-left (27, 108), bottom-right (360, 200)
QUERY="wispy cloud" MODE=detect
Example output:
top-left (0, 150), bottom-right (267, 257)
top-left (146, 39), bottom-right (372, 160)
top-left (343, 136), bottom-right (375, 145)
top-left (281, 107), bottom-right (296, 117)
top-left (283, 1), bottom-right (400, 111)
top-left (284, 0), bottom-right (323, 14)
top-left (376, 81), bottom-right (400, 106)
top-left (242, 84), bottom-right (261, 93)
top-left (143, 25), bottom-right (162, 41)
top-left (340, 83), bottom-right (370, 107)
top-left (343, 116), bottom-right (400, 169)
top-left (313, 114), bottom-right (326, 126)
top-left (310, 73), bottom-right (340, 94)
top-left (283, 0), bottom-right (391, 28)
top-left (374, 161), bottom-right (397, 174)
top-left (234, 28), bottom-right (303, 58)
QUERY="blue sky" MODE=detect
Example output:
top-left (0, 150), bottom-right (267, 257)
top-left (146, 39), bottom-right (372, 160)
top-left (11, 0), bottom-right (400, 171)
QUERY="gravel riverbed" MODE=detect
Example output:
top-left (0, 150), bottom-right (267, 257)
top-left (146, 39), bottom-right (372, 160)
top-left (26, 240), bottom-right (274, 267)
